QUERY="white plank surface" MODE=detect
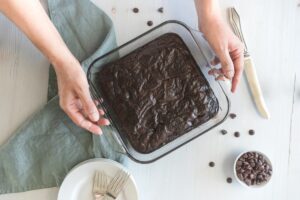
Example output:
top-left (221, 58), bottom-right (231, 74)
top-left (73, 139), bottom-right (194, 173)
top-left (287, 2), bottom-right (300, 196)
top-left (0, 0), bottom-right (299, 200)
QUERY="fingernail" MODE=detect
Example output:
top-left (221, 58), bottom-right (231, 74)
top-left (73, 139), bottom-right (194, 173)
top-left (90, 112), bottom-right (99, 122)
top-left (104, 119), bottom-right (110, 125)
top-left (225, 71), bottom-right (234, 79)
top-left (96, 129), bottom-right (102, 135)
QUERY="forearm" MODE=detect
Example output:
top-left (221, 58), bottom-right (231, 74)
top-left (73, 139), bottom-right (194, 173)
top-left (0, 0), bottom-right (75, 69)
top-left (194, 0), bottom-right (221, 25)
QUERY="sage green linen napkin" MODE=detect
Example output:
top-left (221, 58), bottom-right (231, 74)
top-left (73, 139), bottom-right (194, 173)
top-left (0, 0), bottom-right (126, 194)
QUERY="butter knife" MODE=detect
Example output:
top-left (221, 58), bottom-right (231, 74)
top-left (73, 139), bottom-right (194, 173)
top-left (228, 7), bottom-right (270, 119)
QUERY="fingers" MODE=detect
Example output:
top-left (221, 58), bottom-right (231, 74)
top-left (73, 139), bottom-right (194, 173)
top-left (80, 118), bottom-right (103, 135)
top-left (215, 75), bottom-right (226, 81)
top-left (209, 43), bottom-right (244, 93)
top-left (210, 56), bottom-right (220, 66)
top-left (97, 118), bottom-right (110, 126)
top-left (208, 68), bottom-right (226, 81)
top-left (78, 89), bottom-right (100, 122)
top-left (67, 107), bottom-right (109, 135)
top-left (218, 49), bottom-right (234, 79)
top-left (208, 68), bottom-right (222, 76)
top-left (59, 95), bottom-right (110, 135)
top-left (94, 100), bottom-right (105, 116)
top-left (230, 48), bottom-right (244, 93)
top-left (210, 51), bottom-right (234, 81)
top-left (98, 109), bottom-right (105, 116)
top-left (62, 102), bottom-right (103, 135)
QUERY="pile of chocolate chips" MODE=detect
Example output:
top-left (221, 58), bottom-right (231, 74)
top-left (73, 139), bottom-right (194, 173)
top-left (236, 152), bottom-right (272, 186)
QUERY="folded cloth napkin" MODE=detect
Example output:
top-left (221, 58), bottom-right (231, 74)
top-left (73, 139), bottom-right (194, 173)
top-left (0, 0), bottom-right (126, 194)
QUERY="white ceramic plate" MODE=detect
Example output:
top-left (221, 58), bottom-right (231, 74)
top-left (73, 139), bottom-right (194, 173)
top-left (58, 158), bottom-right (139, 200)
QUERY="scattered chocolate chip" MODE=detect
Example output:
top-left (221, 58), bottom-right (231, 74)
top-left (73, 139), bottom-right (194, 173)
top-left (220, 129), bottom-right (228, 135)
top-left (209, 162), bottom-right (215, 167)
top-left (226, 177), bottom-right (233, 183)
top-left (111, 7), bottom-right (117, 14)
top-left (147, 20), bottom-right (153, 26)
top-left (229, 113), bottom-right (237, 119)
top-left (249, 129), bottom-right (255, 135)
top-left (133, 7), bottom-right (139, 13)
top-left (234, 131), bottom-right (240, 137)
top-left (158, 7), bottom-right (164, 13)
top-left (235, 152), bottom-right (272, 186)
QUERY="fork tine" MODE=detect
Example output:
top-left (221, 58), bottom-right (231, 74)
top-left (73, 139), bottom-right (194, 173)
top-left (100, 171), bottom-right (106, 190)
top-left (111, 171), bottom-right (130, 195)
top-left (99, 171), bottom-right (102, 189)
top-left (112, 173), bottom-right (124, 194)
top-left (113, 171), bottom-right (126, 192)
top-left (110, 170), bottom-right (123, 192)
top-left (97, 171), bottom-right (100, 190)
top-left (115, 172), bottom-right (130, 194)
top-left (93, 172), bottom-right (96, 192)
top-left (93, 171), bottom-right (98, 192)
top-left (99, 171), bottom-right (102, 190)
top-left (103, 171), bottom-right (107, 189)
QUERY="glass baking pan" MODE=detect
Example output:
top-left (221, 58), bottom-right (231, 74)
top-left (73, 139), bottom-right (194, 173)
top-left (87, 20), bottom-right (230, 163)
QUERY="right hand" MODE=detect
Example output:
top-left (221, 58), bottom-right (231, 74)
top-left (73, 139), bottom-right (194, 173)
top-left (54, 57), bottom-right (110, 135)
top-left (199, 13), bottom-right (244, 93)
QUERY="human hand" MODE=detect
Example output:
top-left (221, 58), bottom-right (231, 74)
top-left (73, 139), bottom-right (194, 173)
top-left (199, 13), bottom-right (244, 92)
top-left (54, 58), bottom-right (110, 135)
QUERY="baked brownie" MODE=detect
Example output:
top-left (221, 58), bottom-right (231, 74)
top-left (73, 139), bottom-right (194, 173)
top-left (95, 33), bottom-right (219, 153)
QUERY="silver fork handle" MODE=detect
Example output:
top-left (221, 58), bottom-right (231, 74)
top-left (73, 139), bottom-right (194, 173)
top-left (104, 194), bottom-right (115, 200)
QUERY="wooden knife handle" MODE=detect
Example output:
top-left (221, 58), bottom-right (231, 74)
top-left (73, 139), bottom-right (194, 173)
top-left (244, 56), bottom-right (270, 119)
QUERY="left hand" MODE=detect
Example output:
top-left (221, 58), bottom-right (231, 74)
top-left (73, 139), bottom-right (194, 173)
top-left (54, 57), bottom-right (110, 135)
top-left (199, 13), bottom-right (244, 93)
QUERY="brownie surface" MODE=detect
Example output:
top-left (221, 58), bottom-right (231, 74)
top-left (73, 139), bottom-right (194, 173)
top-left (95, 33), bottom-right (219, 153)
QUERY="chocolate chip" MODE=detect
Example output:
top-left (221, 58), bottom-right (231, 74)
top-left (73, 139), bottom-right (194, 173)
top-left (245, 179), bottom-right (252, 186)
top-left (158, 7), bottom-right (164, 13)
top-left (249, 129), bottom-right (255, 135)
top-left (209, 162), bottom-right (215, 167)
top-left (238, 174), bottom-right (244, 181)
top-left (237, 160), bottom-right (242, 166)
top-left (133, 7), bottom-right (139, 13)
top-left (147, 21), bottom-right (153, 26)
top-left (229, 113), bottom-right (237, 119)
top-left (220, 129), bottom-right (227, 135)
top-left (234, 131), bottom-right (240, 137)
top-left (257, 174), bottom-right (263, 180)
top-left (226, 177), bottom-right (233, 183)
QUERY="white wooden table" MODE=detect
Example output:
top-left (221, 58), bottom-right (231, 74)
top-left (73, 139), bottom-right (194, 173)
top-left (0, 0), bottom-right (299, 199)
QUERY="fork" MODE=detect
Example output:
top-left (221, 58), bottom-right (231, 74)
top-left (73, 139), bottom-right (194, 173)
top-left (93, 171), bottom-right (108, 200)
top-left (104, 170), bottom-right (130, 200)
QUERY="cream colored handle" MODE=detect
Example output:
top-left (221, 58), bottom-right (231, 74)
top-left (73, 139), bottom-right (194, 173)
top-left (244, 56), bottom-right (270, 119)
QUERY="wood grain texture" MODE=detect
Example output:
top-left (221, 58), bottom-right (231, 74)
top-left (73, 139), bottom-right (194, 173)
top-left (0, 1), bottom-right (53, 199)
top-left (0, 7), bottom-right (49, 146)
top-left (0, 0), bottom-right (299, 199)
top-left (287, 3), bottom-right (300, 198)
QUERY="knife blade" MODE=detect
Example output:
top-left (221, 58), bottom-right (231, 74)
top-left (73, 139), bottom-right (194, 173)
top-left (228, 7), bottom-right (270, 119)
